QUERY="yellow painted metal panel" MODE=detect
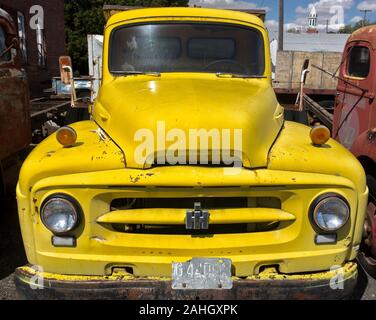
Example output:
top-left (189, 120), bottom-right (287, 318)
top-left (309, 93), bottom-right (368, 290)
top-left (105, 7), bottom-right (266, 28)
top-left (17, 261), bottom-right (357, 283)
top-left (97, 208), bottom-right (296, 225)
top-left (16, 180), bottom-right (361, 277)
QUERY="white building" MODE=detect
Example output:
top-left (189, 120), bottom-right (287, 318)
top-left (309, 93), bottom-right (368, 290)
top-left (308, 6), bottom-right (318, 28)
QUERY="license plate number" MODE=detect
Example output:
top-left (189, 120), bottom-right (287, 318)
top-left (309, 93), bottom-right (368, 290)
top-left (172, 258), bottom-right (233, 290)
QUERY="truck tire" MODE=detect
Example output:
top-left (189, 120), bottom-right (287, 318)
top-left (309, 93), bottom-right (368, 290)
top-left (358, 175), bottom-right (376, 277)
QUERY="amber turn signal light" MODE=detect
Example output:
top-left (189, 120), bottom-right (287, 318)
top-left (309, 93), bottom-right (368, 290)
top-left (310, 125), bottom-right (330, 146)
top-left (56, 126), bottom-right (77, 147)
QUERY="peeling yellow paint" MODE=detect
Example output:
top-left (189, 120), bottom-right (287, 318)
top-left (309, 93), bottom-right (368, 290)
top-left (18, 262), bottom-right (357, 283)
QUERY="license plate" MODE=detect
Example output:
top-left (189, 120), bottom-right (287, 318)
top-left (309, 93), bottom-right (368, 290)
top-left (172, 258), bottom-right (233, 290)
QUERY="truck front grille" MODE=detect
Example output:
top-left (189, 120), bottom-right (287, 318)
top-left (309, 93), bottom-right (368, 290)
top-left (98, 197), bottom-right (288, 235)
top-left (111, 221), bottom-right (280, 235)
top-left (110, 197), bottom-right (282, 210)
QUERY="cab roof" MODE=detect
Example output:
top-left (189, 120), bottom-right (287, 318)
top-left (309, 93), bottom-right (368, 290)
top-left (348, 25), bottom-right (376, 49)
top-left (106, 7), bottom-right (266, 29)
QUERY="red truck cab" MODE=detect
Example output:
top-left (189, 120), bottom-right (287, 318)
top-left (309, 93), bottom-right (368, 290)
top-left (0, 8), bottom-right (31, 196)
top-left (333, 25), bottom-right (376, 268)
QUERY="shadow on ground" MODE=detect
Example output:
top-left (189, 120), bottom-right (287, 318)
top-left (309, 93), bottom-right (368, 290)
top-left (351, 263), bottom-right (369, 299)
top-left (0, 158), bottom-right (27, 280)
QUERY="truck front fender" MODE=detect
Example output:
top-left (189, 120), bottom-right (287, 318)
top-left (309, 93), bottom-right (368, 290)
top-left (350, 128), bottom-right (376, 167)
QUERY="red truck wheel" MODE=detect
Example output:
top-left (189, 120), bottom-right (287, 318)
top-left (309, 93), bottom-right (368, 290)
top-left (359, 175), bottom-right (376, 276)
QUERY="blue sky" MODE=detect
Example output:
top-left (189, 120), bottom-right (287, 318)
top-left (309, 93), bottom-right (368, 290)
top-left (188, 0), bottom-right (376, 31)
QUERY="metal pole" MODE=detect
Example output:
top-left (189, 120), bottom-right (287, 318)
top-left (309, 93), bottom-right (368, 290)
top-left (360, 9), bottom-right (372, 27)
top-left (278, 0), bottom-right (284, 51)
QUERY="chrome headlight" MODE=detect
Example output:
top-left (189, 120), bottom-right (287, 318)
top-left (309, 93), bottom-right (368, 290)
top-left (310, 194), bottom-right (350, 232)
top-left (41, 195), bottom-right (81, 234)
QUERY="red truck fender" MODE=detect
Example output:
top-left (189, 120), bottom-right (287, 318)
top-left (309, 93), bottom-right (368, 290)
top-left (351, 128), bottom-right (376, 173)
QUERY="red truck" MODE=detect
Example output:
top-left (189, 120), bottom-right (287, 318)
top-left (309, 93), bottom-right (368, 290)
top-left (332, 25), bottom-right (376, 270)
top-left (0, 8), bottom-right (31, 196)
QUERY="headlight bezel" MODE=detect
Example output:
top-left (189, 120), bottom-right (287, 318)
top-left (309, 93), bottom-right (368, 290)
top-left (40, 194), bottom-right (82, 235)
top-left (309, 193), bottom-right (350, 233)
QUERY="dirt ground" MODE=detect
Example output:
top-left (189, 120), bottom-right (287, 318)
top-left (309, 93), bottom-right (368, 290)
top-left (0, 157), bottom-right (375, 300)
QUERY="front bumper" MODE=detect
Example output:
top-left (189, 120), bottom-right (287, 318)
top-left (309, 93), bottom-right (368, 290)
top-left (15, 262), bottom-right (358, 300)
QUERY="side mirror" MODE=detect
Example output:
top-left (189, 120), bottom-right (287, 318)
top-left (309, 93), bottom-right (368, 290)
top-left (59, 56), bottom-right (73, 84)
top-left (59, 56), bottom-right (83, 108)
top-left (58, 55), bottom-right (92, 109)
top-left (301, 59), bottom-right (310, 85)
top-left (295, 59), bottom-right (310, 111)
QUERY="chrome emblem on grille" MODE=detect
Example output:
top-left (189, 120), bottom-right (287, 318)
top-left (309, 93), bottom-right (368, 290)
top-left (186, 202), bottom-right (210, 230)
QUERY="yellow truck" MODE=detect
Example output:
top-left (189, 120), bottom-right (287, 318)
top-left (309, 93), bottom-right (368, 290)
top-left (15, 7), bottom-right (368, 300)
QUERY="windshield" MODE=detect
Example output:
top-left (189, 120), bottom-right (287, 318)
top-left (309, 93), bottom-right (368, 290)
top-left (109, 23), bottom-right (265, 77)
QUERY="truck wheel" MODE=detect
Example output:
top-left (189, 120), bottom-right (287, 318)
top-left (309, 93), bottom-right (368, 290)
top-left (358, 175), bottom-right (376, 277)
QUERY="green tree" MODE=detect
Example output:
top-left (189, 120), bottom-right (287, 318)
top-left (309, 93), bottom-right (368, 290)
top-left (65, 0), bottom-right (188, 74)
top-left (287, 27), bottom-right (299, 33)
top-left (339, 19), bottom-right (376, 34)
top-left (338, 23), bottom-right (354, 34)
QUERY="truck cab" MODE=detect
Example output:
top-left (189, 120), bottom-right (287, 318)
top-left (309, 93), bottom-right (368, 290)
top-left (333, 25), bottom-right (376, 269)
top-left (15, 8), bottom-right (368, 300)
top-left (0, 8), bottom-right (30, 196)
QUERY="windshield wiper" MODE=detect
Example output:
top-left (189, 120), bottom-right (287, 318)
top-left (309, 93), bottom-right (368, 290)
top-left (112, 71), bottom-right (161, 77)
top-left (215, 73), bottom-right (267, 79)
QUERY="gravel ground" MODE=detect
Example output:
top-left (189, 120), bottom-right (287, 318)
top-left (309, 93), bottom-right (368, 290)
top-left (0, 275), bottom-right (21, 300)
top-left (0, 158), bottom-right (375, 300)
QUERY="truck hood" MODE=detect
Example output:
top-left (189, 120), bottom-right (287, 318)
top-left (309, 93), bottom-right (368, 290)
top-left (94, 76), bottom-right (284, 169)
